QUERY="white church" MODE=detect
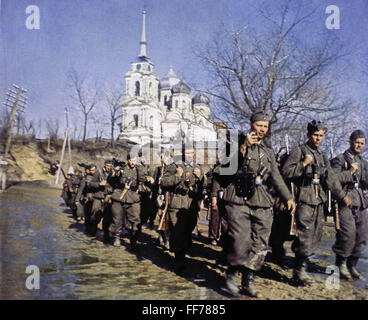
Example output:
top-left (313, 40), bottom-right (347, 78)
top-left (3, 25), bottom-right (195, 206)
top-left (119, 11), bottom-right (218, 147)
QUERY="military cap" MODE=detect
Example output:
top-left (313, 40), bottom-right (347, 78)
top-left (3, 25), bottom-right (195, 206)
top-left (307, 120), bottom-right (327, 134)
top-left (350, 130), bottom-right (366, 141)
top-left (104, 159), bottom-right (113, 164)
top-left (250, 110), bottom-right (270, 123)
top-left (89, 164), bottom-right (97, 169)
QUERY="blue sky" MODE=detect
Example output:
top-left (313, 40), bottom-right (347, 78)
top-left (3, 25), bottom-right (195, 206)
top-left (0, 0), bottom-right (367, 138)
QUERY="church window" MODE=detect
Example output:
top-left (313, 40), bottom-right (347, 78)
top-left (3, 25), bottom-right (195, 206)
top-left (135, 81), bottom-right (140, 96)
top-left (175, 100), bottom-right (178, 108)
top-left (149, 82), bottom-right (152, 95)
top-left (134, 114), bottom-right (139, 127)
top-left (164, 95), bottom-right (168, 106)
top-left (137, 64), bottom-right (141, 70)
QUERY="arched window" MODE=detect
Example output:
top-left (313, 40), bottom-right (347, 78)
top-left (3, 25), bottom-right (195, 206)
top-left (175, 100), bottom-right (178, 108)
top-left (135, 81), bottom-right (140, 96)
top-left (149, 115), bottom-right (154, 129)
top-left (149, 82), bottom-right (152, 95)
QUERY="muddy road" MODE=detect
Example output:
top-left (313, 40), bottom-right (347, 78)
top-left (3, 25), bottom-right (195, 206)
top-left (0, 181), bottom-right (367, 300)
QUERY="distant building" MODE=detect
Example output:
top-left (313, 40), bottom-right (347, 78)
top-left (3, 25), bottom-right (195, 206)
top-left (119, 11), bottom-right (218, 147)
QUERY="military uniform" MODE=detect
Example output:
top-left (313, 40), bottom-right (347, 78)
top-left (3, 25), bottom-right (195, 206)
top-left (116, 164), bottom-right (141, 248)
top-left (86, 167), bottom-right (111, 237)
top-left (69, 171), bottom-right (83, 220)
top-left (160, 157), bottom-right (206, 269)
top-left (331, 145), bottom-right (368, 278)
top-left (215, 141), bottom-right (292, 273)
top-left (282, 138), bottom-right (347, 282)
top-left (137, 161), bottom-right (155, 227)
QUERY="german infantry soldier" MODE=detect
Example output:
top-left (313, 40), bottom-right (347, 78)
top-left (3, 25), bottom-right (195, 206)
top-left (70, 169), bottom-right (83, 221)
top-left (86, 160), bottom-right (113, 240)
top-left (106, 161), bottom-right (125, 247)
top-left (120, 153), bottom-right (141, 251)
top-left (137, 151), bottom-right (155, 229)
top-left (330, 130), bottom-right (368, 280)
top-left (214, 111), bottom-right (296, 298)
top-left (282, 120), bottom-right (352, 285)
top-left (160, 142), bottom-right (207, 273)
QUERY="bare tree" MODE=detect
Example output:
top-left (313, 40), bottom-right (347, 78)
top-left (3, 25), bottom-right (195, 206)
top-left (45, 118), bottom-right (60, 141)
top-left (67, 68), bottom-right (101, 143)
top-left (104, 84), bottom-right (124, 148)
top-left (196, 0), bottom-right (348, 143)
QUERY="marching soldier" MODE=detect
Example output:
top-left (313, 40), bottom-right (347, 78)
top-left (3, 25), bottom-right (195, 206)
top-left (137, 151), bottom-right (155, 229)
top-left (330, 129), bottom-right (368, 280)
top-left (282, 120), bottom-right (352, 285)
top-left (213, 111), bottom-right (296, 297)
top-left (153, 151), bottom-right (171, 249)
top-left (86, 160), bottom-right (113, 240)
top-left (69, 169), bottom-right (83, 221)
top-left (160, 142), bottom-right (207, 273)
top-left (119, 153), bottom-right (142, 250)
top-left (61, 173), bottom-right (73, 207)
top-left (106, 161), bottom-right (125, 247)
top-left (75, 165), bottom-right (91, 222)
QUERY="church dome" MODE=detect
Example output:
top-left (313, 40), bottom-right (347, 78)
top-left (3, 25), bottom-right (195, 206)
top-left (192, 92), bottom-right (210, 105)
top-left (172, 80), bottom-right (191, 95)
top-left (159, 67), bottom-right (180, 90)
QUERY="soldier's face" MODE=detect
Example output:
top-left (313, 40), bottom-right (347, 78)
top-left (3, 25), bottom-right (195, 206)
top-left (351, 138), bottom-right (365, 154)
top-left (309, 130), bottom-right (326, 148)
top-left (185, 149), bottom-right (195, 163)
top-left (251, 121), bottom-right (269, 140)
top-left (90, 167), bottom-right (97, 175)
top-left (105, 163), bottom-right (112, 172)
top-left (128, 158), bottom-right (136, 167)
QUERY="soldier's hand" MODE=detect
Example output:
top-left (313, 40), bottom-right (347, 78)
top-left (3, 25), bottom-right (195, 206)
top-left (343, 196), bottom-right (352, 208)
top-left (211, 197), bottom-right (218, 212)
top-left (350, 162), bottom-right (359, 175)
top-left (193, 167), bottom-right (201, 178)
top-left (287, 198), bottom-right (296, 215)
top-left (176, 167), bottom-right (184, 177)
top-left (302, 154), bottom-right (313, 167)
top-left (245, 131), bottom-right (258, 147)
top-left (100, 180), bottom-right (107, 186)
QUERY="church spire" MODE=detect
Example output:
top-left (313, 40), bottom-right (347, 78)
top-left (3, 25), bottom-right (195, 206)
top-left (139, 10), bottom-right (147, 58)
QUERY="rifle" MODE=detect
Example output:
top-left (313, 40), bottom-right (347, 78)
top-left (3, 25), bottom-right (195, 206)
top-left (330, 138), bottom-right (340, 230)
top-left (119, 178), bottom-right (132, 201)
top-left (286, 134), bottom-right (298, 236)
top-left (158, 191), bottom-right (170, 231)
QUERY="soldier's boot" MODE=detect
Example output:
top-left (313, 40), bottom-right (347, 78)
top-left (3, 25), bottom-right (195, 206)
top-left (336, 255), bottom-right (352, 281)
top-left (113, 235), bottom-right (121, 247)
top-left (241, 268), bottom-right (259, 298)
top-left (224, 266), bottom-right (240, 297)
top-left (293, 257), bottom-right (313, 285)
top-left (347, 256), bottom-right (363, 280)
top-left (130, 231), bottom-right (138, 251)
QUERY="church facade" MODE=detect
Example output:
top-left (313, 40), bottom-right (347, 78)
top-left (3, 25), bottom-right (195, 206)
top-left (119, 11), bottom-right (217, 147)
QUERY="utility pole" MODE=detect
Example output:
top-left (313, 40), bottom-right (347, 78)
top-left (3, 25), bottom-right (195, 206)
top-left (1, 84), bottom-right (28, 190)
top-left (55, 107), bottom-right (73, 185)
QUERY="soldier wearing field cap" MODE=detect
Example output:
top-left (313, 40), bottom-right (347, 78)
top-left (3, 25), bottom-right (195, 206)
top-left (213, 110), bottom-right (296, 297)
top-left (330, 129), bottom-right (368, 280)
top-left (282, 120), bottom-right (352, 285)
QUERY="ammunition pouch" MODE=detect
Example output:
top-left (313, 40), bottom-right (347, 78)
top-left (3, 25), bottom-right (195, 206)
top-left (234, 172), bottom-right (256, 200)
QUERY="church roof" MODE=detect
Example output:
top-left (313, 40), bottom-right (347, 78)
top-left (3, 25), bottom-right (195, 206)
top-left (159, 67), bottom-right (180, 90)
top-left (192, 92), bottom-right (210, 105)
top-left (172, 80), bottom-right (191, 95)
